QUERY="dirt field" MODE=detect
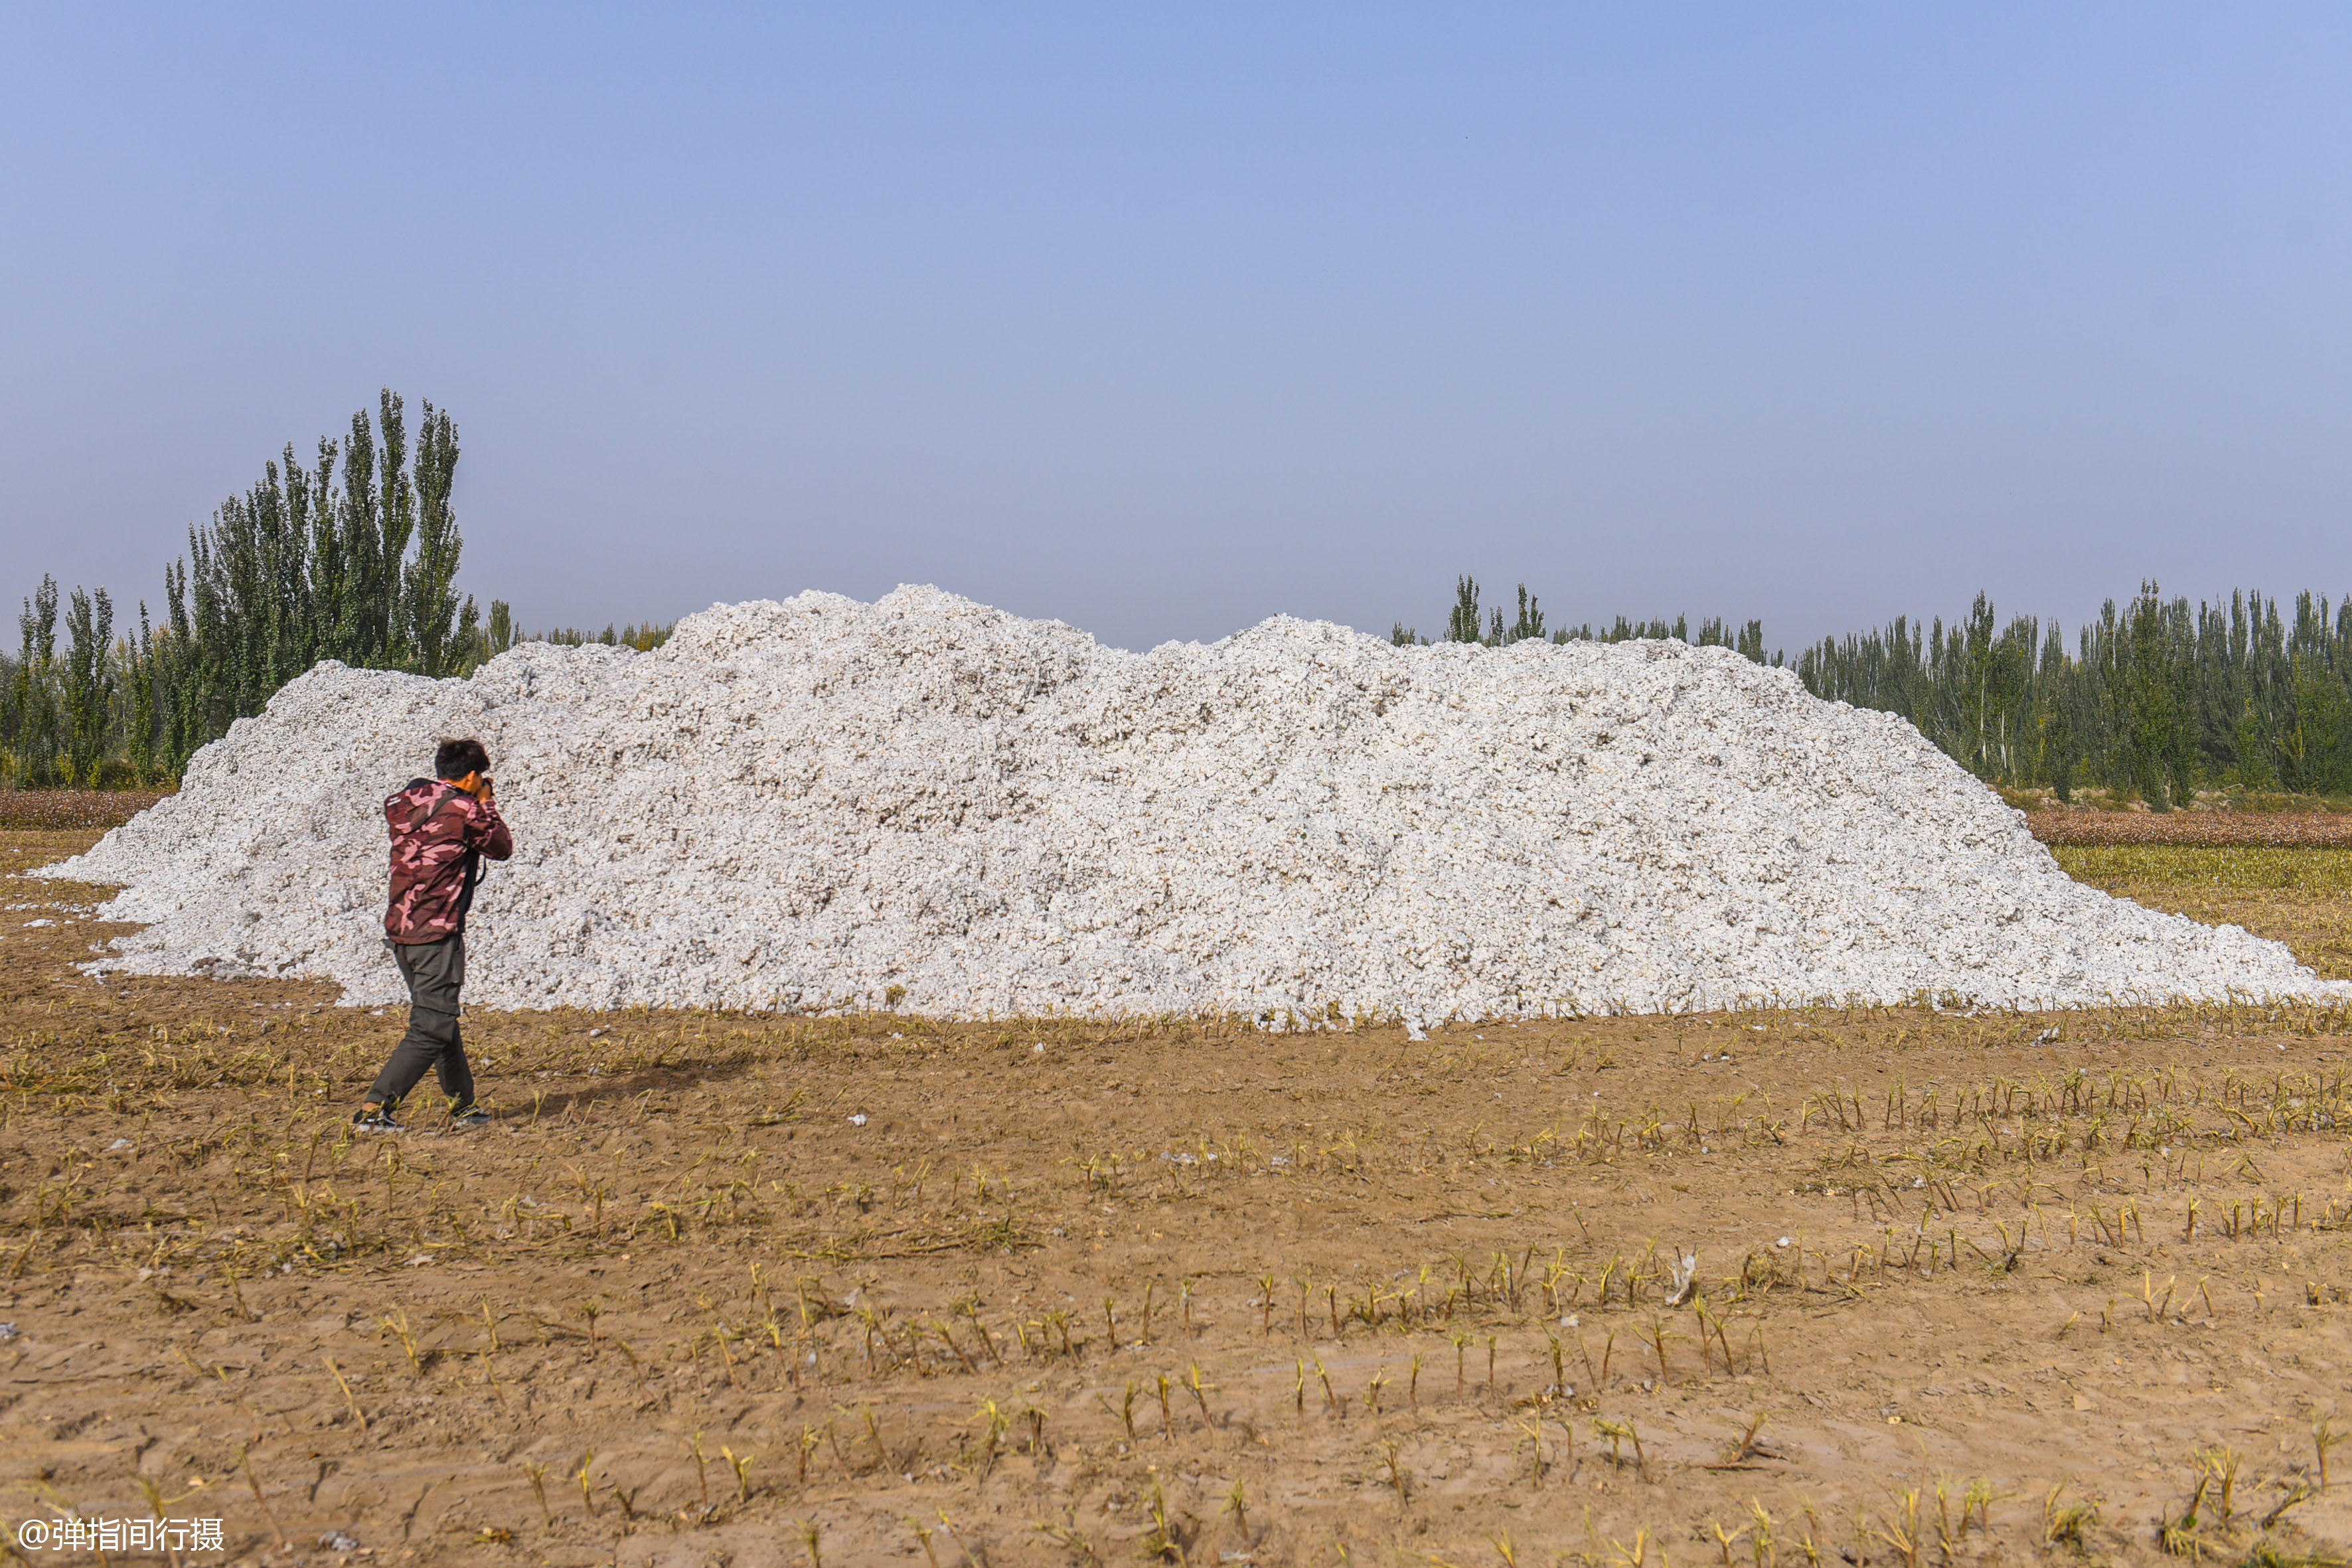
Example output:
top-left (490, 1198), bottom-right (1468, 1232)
top-left (4, 827), bottom-right (2350, 1568)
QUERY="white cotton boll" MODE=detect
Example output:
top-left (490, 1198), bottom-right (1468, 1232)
top-left (40, 586), bottom-right (2347, 1017)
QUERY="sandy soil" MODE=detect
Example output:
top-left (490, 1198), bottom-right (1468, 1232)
top-left (3, 827), bottom-right (2349, 1568)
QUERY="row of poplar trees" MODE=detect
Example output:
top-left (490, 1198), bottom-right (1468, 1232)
top-left (11, 419), bottom-right (2351, 803)
top-left (1409, 575), bottom-right (2352, 805)
top-left (1797, 585), bottom-right (2352, 805)
top-left (3, 392), bottom-right (516, 788)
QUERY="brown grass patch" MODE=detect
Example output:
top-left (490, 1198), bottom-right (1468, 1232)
top-left (0, 789), bottom-right (172, 831)
top-left (2029, 811), bottom-right (2352, 848)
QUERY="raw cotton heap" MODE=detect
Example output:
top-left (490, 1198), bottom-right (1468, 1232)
top-left (48, 587), bottom-right (2347, 1018)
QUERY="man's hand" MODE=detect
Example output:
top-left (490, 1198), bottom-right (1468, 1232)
top-left (474, 774), bottom-right (495, 805)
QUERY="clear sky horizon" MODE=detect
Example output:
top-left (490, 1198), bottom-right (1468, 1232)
top-left (4, 5), bottom-right (2348, 656)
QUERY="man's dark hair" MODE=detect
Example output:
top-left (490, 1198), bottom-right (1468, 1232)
top-left (434, 738), bottom-right (491, 780)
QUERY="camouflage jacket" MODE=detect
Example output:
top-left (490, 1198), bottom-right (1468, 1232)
top-left (383, 779), bottom-right (514, 944)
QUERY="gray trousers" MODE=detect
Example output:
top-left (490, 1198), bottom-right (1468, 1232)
top-left (365, 933), bottom-right (475, 1114)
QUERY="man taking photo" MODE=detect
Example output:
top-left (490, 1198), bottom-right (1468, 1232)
top-left (354, 737), bottom-right (513, 1132)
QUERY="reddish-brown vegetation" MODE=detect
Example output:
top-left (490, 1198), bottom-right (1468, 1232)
top-left (0, 789), bottom-right (172, 831)
top-left (2029, 811), bottom-right (2352, 848)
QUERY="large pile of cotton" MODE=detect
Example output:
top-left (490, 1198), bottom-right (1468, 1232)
top-left (46, 587), bottom-right (2344, 1017)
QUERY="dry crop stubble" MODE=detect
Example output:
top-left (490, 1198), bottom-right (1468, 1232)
top-left (2027, 811), bottom-right (2352, 850)
top-left (2051, 843), bottom-right (2352, 982)
top-left (2, 827), bottom-right (2351, 1565)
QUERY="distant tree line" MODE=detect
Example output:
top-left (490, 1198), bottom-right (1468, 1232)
top-left (1, 392), bottom-right (670, 789)
top-left (532, 621), bottom-right (674, 652)
top-left (1798, 584), bottom-right (2352, 805)
top-left (1396, 576), bottom-right (1778, 665)
top-left (1401, 575), bottom-right (2352, 805)
top-left (15, 428), bottom-right (2350, 807)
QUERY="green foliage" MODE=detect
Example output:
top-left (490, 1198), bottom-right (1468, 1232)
top-left (529, 621), bottom-right (674, 652)
top-left (1439, 580), bottom-right (1551, 647)
top-left (1548, 611), bottom-right (1747, 654)
top-left (407, 399), bottom-right (466, 676)
top-left (1414, 574), bottom-right (2352, 805)
top-left (9, 577), bottom-right (62, 787)
top-left (1507, 584), bottom-right (1544, 645)
top-left (140, 390), bottom-right (490, 775)
top-left (1447, 576), bottom-right (1482, 643)
top-left (1802, 583), bottom-right (2352, 801)
top-left (61, 587), bottom-right (115, 787)
top-left (4, 392), bottom-right (556, 789)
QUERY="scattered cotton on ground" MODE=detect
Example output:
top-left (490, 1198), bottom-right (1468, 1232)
top-left (44, 587), bottom-right (2347, 1017)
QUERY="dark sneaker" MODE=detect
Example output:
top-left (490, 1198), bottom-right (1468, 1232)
top-left (448, 1107), bottom-right (491, 1131)
top-left (351, 1108), bottom-right (403, 1134)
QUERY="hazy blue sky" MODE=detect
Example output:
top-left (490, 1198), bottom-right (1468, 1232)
top-left (4, 5), bottom-right (2347, 654)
